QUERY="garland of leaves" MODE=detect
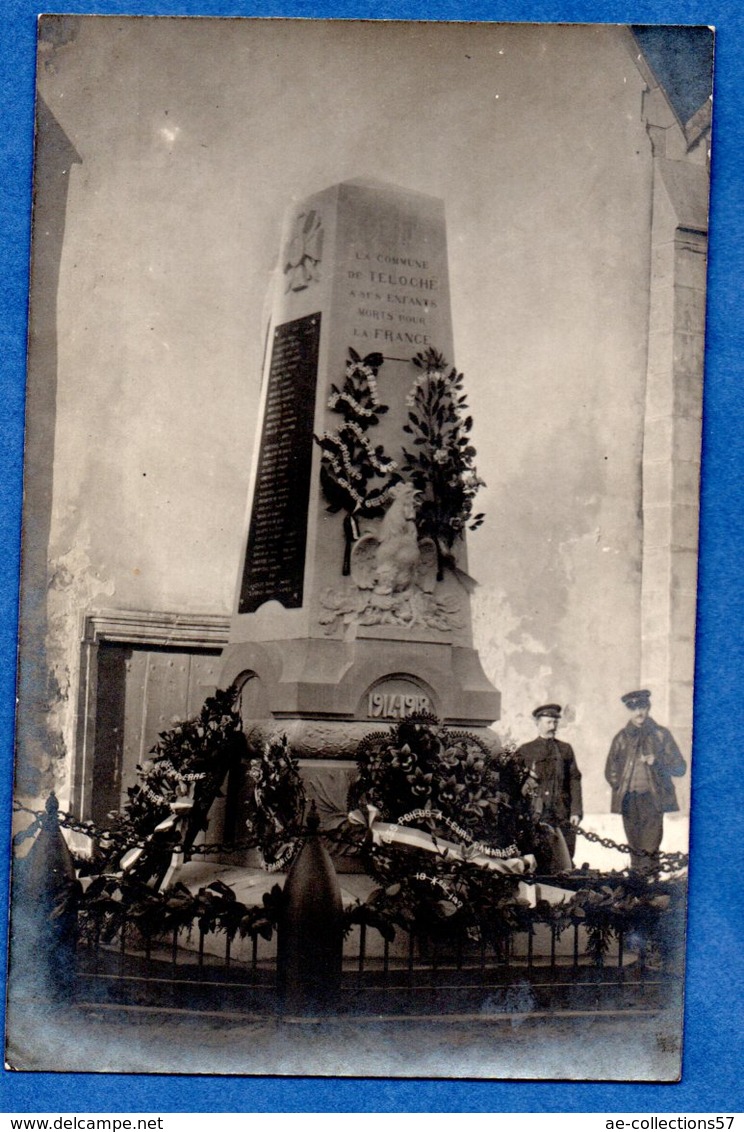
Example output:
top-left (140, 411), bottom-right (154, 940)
top-left (402, 347), bottom-right (485, 580)
top-left (77, 858), bottom-right (686, 977)
top-left (78, 874), bottom-right (284, 950)
top-left (314, 348), bottom-right (400, 573)
top-left (345, 868), bottom-right (687, 969)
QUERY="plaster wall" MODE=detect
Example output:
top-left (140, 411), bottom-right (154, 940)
top-left (23, 18), bottom-right (691, 814)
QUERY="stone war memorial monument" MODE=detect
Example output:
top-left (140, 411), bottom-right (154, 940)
top-left (220, 178), bottom-right (500, 825)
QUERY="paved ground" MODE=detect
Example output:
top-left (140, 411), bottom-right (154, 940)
top-left (6, 999), bottom-right (683, 1080)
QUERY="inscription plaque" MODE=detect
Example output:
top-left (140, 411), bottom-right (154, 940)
top-left (238, 313), bottom-right (321, 613)
top-left (359, 675), bottom-right (437, 720)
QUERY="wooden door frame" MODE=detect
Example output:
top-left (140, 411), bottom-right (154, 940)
top-left (72, 610), bottom-right (229, 820)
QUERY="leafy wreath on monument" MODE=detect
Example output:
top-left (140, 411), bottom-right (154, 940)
top-left (402, 347), bottom-right (485, 580)
top-left (339, 714), bottom-right (687, 958)
top-left (85, 686), bottom-right (306, 888)
top-left (314, 346), bottom-right (486, 580)
top-left (341, 715), bottom-right (555, 934)
top-left (74, 688), bottom-right (307, 947)
top-left (314, 348), bottom-right (401, 574)
top-left (243, 734), bottom-right (306, 871)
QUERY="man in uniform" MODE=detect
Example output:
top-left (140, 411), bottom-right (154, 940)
top-left (604, 689), bottom-right (687, 873)
top-left (517, 704), bottom-right (583, 863)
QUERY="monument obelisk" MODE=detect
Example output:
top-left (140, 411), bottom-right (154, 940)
top-left (220, 179), bottom-right (499, 805)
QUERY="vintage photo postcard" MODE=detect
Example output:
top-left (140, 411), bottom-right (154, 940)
top-left (6, 16), bottom-right (713, 1079)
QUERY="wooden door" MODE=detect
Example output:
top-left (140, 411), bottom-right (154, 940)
top-left (91, 643), bottom-right (222, 826)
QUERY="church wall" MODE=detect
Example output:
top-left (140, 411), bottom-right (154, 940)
top-left (22, 19), bottom-right (693, 816)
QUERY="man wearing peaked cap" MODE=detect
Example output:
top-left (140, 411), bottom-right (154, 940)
top-left (533, 704), bottom-right (562, 718)
top-left (605, 689), bottom-right (686, 873)
top-left (516, 703), bottom-right (583, 862)
top-left (621, 689), bottom-right (651, 711)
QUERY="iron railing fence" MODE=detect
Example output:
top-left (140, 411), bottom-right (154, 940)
top-left (72, 910), bottom-right (681, 1017)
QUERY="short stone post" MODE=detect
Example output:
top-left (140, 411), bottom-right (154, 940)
top-left (18, 793), bottom-right (81, 1001)
top-left (276, 801), bottom-right (343, 1014)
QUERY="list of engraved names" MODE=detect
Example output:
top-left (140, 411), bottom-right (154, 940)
top-left (239, 313), bottom-right (321, 613)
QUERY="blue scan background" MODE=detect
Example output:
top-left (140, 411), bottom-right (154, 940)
top-left (0, 0), bottom-right (741, 1115)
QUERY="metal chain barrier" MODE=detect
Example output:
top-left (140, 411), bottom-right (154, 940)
top-left (13, 801), bottom-right (146, 852)
top-left (576, 823), bottom-right (689, 870)
top-left (13, 800), bottom-right (263, 859)
top-left (14, 801), bottom-right (689, 871)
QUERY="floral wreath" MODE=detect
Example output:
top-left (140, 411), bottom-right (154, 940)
top-left (243, 734), bottom-right (306, 871)
top-left (347, 715), bottom-right (542, 883)
top-left (94, 689), bottom-right (307, 886)
top-left (99, 686), bottom-right (246, 886)
top-left (315, 344), bottom-right (487, 583)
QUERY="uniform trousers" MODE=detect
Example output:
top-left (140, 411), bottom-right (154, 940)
top-left (621, 791), bottom-right (663, 873)
top-left (559, 822), bottom-right (577, 862)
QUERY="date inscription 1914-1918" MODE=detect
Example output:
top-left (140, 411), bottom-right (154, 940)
top-left (368, 693), bottom-right (430, 719)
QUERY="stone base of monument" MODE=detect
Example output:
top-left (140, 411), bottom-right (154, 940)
top-left (243, 719), bottom-right (412, 762)
top-left (219, 635), bottom-right (502, 762)
top-left (201, 751), bottom-right (367, 873)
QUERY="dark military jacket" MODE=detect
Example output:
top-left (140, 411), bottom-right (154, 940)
top-left (516, 737), bottom-right (583, 824)
top-left (604, 716), bottom-right (686, 814)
